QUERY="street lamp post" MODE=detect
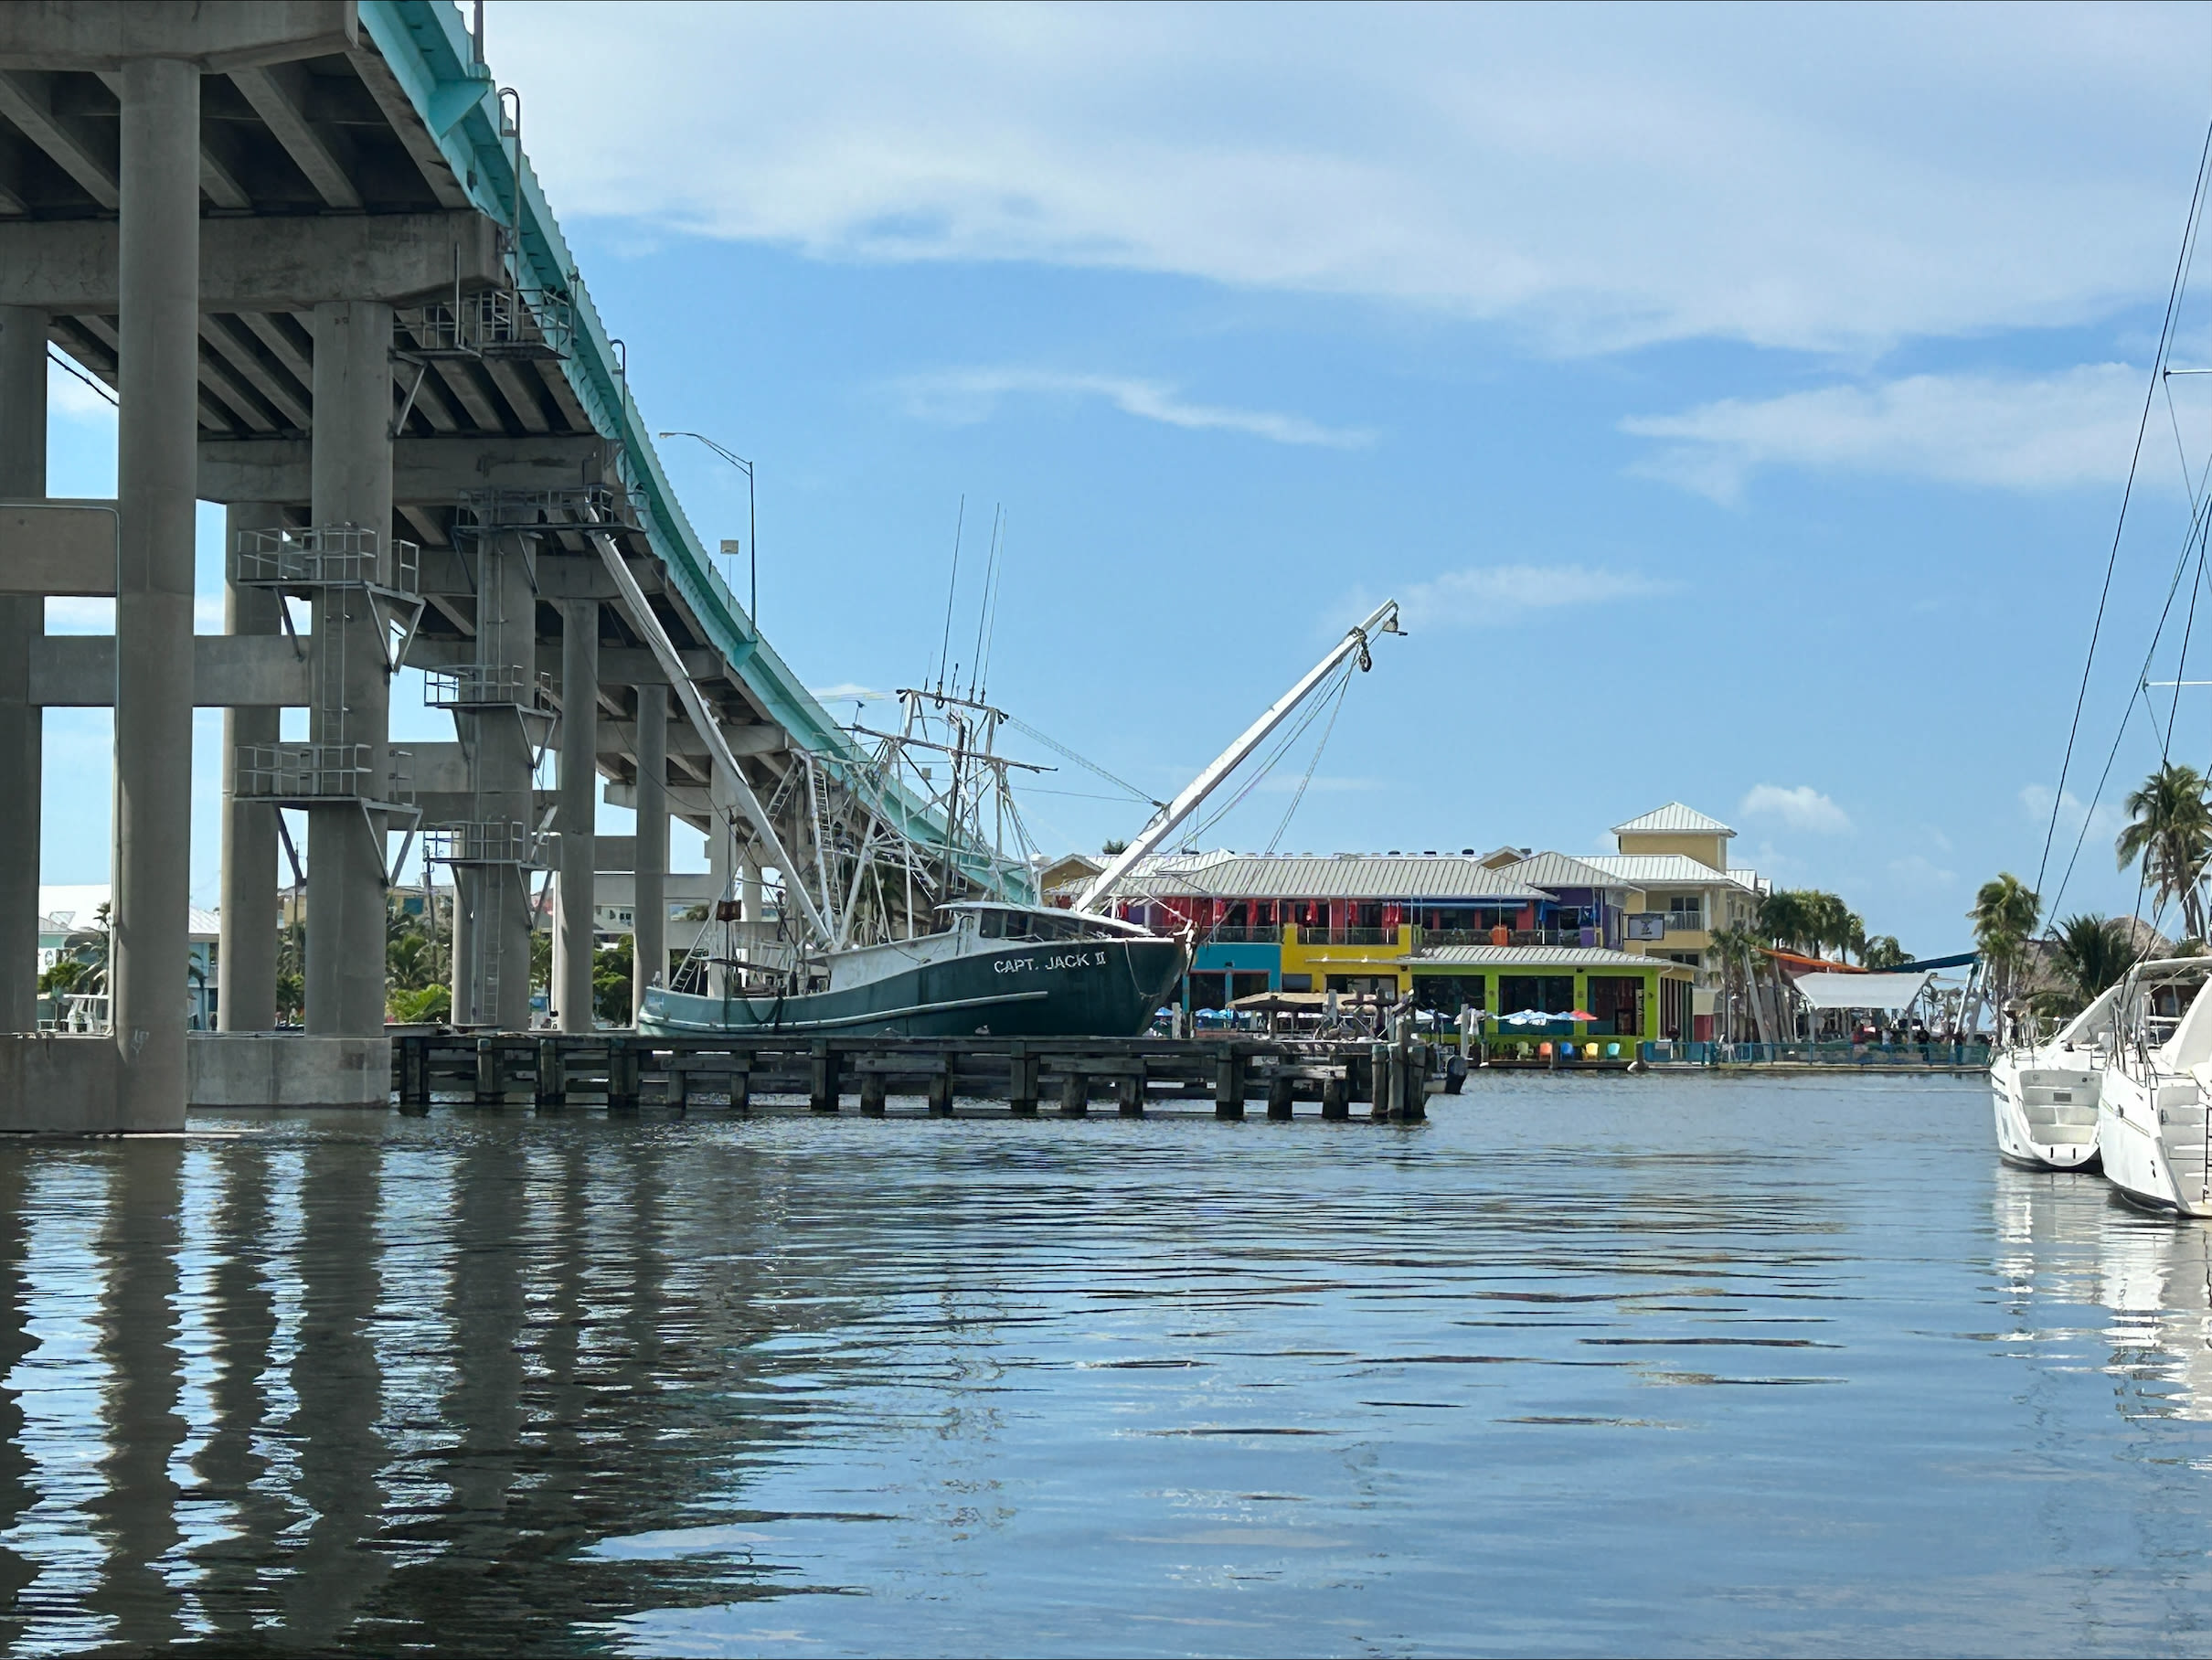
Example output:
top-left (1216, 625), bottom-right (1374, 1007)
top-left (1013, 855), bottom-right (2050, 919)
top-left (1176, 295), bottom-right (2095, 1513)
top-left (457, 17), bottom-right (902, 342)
top-left (659, 431), bottom-right (758, 626)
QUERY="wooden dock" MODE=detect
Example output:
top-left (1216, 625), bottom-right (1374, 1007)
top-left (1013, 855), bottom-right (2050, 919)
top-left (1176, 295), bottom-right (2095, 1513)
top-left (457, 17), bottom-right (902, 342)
top-left (392, 1032), bottom-right (1449, 1123)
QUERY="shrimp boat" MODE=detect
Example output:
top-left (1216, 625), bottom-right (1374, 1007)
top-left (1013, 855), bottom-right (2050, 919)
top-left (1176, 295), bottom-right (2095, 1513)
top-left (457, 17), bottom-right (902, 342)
top-left (636, 601), bottom-right (1401, 1039)
top-left (1989, 986), bottom-right (2116, 1172)
top-left (2095, 958), bottom-right (2212, 1216)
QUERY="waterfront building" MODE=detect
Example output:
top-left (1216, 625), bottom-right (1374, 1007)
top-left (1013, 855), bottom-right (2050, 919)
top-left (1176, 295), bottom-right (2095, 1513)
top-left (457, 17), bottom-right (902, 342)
top-left (1114, 850), bottom-right (1689, 1040)
top-left (1573, 803), bottom-right (1769, 1040)
top-left (1104, 801), bottom-right (1760, 1041)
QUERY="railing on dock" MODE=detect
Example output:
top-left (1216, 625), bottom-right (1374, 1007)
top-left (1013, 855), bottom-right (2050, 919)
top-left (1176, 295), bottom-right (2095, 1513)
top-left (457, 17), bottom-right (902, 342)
top-left (1643, 1039), bottom-right (1992, 1069)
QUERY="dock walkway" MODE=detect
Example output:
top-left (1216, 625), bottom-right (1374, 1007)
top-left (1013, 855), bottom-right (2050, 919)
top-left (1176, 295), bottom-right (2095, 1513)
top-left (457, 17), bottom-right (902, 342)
top-left (394, 1033), bottom-right (1447, 1122)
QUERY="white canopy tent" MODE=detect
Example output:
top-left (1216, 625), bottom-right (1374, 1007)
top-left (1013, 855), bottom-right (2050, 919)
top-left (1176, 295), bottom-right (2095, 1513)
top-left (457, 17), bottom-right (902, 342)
top-left (1789, 971), bottom-right (1936, 1010)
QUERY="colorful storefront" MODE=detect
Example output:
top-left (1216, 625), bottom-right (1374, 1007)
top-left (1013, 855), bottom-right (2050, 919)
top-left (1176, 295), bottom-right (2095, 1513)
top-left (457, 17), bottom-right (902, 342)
top-left (1395, 944), bottom-right (1696, 1042)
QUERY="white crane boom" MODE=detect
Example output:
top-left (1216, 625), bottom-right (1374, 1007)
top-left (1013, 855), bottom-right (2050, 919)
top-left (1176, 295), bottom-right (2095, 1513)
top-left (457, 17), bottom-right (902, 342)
top-left (1074, 599), bottom-right (1401, 915)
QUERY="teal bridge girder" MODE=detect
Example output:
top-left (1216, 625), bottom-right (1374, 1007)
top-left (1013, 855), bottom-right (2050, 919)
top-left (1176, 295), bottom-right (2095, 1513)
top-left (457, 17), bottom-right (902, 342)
top-left (362, 0), bottom-right (1015, 900)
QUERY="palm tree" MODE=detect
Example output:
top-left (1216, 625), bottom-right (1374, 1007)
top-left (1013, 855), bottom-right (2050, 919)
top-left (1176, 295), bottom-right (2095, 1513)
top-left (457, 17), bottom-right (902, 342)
top-left (1758, 890), bottom-right (1810, 953)
top-left (2035, 911), bottom-right (2132, 1018)
top-left (1970, 872), bottom-right (2041, 1012)
top-left (1861, 935), bottom-right (1909, 971)
top-left (2116, 762), bottom-right (2212, 941)
top-left (1708, 922), bottom-right (1768, 1041)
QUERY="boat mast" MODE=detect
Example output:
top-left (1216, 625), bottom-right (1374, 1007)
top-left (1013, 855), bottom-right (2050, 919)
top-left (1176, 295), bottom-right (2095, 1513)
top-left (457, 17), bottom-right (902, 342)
top-left (1073, 599), bottom-right (1401, 915)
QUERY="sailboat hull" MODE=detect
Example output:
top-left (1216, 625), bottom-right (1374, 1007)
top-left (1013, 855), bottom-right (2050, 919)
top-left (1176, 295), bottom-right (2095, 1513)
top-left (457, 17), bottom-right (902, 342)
top-left (638, 935), bottom-right (1189, 1039)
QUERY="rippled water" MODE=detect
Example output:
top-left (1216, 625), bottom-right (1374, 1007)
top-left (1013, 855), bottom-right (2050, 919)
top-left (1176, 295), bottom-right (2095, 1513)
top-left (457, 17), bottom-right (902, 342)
top-left (2, 1076), bottom-right (2210, 1655)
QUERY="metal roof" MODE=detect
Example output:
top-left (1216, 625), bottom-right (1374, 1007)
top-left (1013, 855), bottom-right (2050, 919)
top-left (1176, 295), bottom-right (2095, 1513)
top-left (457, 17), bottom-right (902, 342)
top-left (1123, 853), bottom-right (1550, 901)
top-left (1402, 944), bottom-right (1696, 973)
top-left (1579, 854), bottom-right (1756, 889)
top-left (1611, 803), bottom-right (1736, 837)
top-left (1505, 851), bottom-right (1634, 891)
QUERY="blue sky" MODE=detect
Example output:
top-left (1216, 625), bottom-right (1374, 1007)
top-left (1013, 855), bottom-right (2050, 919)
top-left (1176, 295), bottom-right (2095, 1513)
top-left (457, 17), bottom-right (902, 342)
top-left (38, 1), bottom-right (2212, 954)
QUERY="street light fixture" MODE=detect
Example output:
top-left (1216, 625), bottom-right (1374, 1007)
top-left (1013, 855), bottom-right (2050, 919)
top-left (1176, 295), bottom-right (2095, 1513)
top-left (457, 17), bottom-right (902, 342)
top-left (658, 431), bottom-right (758, 627)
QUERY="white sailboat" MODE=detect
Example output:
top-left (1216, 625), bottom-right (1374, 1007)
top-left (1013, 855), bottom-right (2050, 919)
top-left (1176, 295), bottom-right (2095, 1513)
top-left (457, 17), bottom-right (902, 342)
top-left (2094, 958), bottom-right (2212, 1215)
top-left (1989, 985), bottom-right (2117, 1171)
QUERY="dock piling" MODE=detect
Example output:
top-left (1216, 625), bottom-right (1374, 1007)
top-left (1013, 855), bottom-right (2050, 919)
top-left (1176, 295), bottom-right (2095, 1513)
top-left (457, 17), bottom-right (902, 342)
top-left (1058, 1073), bottom-right (1088, 1117)
top-left (810, 1041), bottom-right (841, 1113)
top-left (860, 1070), bottom-right (887, 1116)
top-left (1215, 1049), bottom-right (1247, 1120)
top-left (536, 1037), bottom-right (567, 1110)
top-left (1008, 1047), bottom-right (1040, 1117)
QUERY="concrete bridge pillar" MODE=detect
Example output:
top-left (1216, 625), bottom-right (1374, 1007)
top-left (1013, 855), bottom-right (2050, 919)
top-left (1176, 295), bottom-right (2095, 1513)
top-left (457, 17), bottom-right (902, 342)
top-left (0, 305), bottom-right (46, 1036)
top-left (631, 684), bottom-right (666, 1022)
top-left (305, 300), bottom-right (395, 1038)
top-left (456, 533), bottom-right (536, 1032)
top-left (218, 503), bottom-right (284, 1031)
top-left (554, 599), bottom-right (597, 1033)
top-left (111, 56), bottom-right (200, 1126)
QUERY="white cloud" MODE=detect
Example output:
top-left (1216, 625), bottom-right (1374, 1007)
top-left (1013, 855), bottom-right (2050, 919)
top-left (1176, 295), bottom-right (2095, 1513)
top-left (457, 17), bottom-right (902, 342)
top-left (1389, 563), bottom-right (1675, 630)
top-left (809, 682), bottom-right (895, 703)
top-left (2019, 783), bottom-right (2127, 850)
top-left (895, 368), bottom-right (1371, 449)
top-left (489, 0), bottom-right (2212, 354)
top-left (1624, 365), bottom-right (2146, 503)
top-left (45, 598), bottom-right (112, 634)
top-left (1888, 853), bottom-right (1958, 889)
top-left (1739, 783), bottom-right (1854, 835)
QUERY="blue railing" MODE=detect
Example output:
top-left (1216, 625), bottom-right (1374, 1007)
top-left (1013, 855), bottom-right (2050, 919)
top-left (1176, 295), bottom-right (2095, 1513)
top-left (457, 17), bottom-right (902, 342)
top-left (1642, 1040), bottom-right (1992, 1068)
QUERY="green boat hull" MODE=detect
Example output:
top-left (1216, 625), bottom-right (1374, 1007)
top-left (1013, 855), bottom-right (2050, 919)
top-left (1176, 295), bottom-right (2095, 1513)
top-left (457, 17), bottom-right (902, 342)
top-left (638, 936), bottom-right (1188, 1039)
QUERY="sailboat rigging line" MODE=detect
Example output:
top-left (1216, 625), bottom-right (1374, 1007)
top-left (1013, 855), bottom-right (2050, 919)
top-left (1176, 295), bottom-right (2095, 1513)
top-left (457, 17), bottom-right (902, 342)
top-left (1003, 715), bottom-right (1162, 806)
top-left (2036, 107), bottom-right (2212, 910)
top-left (2045, 500), bottom-right (2212, 921)
top-left (933, 495), bottom-right (965, 696)
top-left (1267, 659), bottom-right (1356, 856)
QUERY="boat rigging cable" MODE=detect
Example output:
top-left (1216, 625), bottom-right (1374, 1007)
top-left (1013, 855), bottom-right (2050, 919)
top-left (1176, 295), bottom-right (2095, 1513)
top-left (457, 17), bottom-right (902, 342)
top-left (1183, 654), bottom-right (1361, 847)
top-left (2034, 109), bottom-right (2212, 915)
top-left (931, 495), bottom-right (965, 696)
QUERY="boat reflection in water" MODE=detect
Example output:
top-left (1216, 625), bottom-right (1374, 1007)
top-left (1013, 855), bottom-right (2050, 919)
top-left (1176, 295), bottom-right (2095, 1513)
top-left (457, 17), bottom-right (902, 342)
top-left (1994, 1161), bottom-right (2212, 1427)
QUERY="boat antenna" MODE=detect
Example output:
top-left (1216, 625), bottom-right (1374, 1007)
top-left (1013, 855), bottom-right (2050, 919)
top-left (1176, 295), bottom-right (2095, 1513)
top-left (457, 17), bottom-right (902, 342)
top-left (977, 506), bottom-right (1009, 702)
top-left (932, 495), bottom-right (965, 697)
top-left (965, 502), bottom-right (1002, 702)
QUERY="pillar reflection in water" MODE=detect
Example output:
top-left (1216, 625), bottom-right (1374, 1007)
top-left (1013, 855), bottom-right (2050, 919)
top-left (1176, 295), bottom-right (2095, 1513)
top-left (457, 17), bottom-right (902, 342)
top-left (86, 1139), bottom-right (186, 1652)
top-left (188, 1137), bottom-right (292, 1637)
top-left (0, 1155), bottom-right (42, 1631)
top-left (280, 1137), bottom-right (391, 1644)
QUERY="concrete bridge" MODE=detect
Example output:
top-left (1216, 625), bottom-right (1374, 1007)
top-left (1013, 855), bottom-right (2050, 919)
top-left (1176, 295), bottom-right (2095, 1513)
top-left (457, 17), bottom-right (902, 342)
top-left (0, 1), bottom-right (986, 1129)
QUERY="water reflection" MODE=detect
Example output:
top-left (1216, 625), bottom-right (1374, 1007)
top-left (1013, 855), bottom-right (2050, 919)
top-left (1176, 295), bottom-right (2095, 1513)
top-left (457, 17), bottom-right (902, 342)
top-left (5, 1085), bottom-right (2212, 1653)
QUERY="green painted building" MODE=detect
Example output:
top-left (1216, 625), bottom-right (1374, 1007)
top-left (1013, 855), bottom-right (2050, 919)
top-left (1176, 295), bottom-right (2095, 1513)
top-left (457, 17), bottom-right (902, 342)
top-left (1396, 944), bottom-right (1697, 1042)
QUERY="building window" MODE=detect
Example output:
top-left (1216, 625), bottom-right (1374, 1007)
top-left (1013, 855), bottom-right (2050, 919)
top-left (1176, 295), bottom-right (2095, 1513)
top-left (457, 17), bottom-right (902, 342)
top-left (1498, 974), bottom-right (1576, 1015)
top-left (1413, 975), bottom-right (1484, 1014)
top-left (1587, 975), bottom-right (1644, 1038)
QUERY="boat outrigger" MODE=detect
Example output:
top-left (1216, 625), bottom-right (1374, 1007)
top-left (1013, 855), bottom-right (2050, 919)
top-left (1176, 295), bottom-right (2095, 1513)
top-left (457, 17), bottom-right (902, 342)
top-left (637, 601), bottom-right (1403, 1039)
